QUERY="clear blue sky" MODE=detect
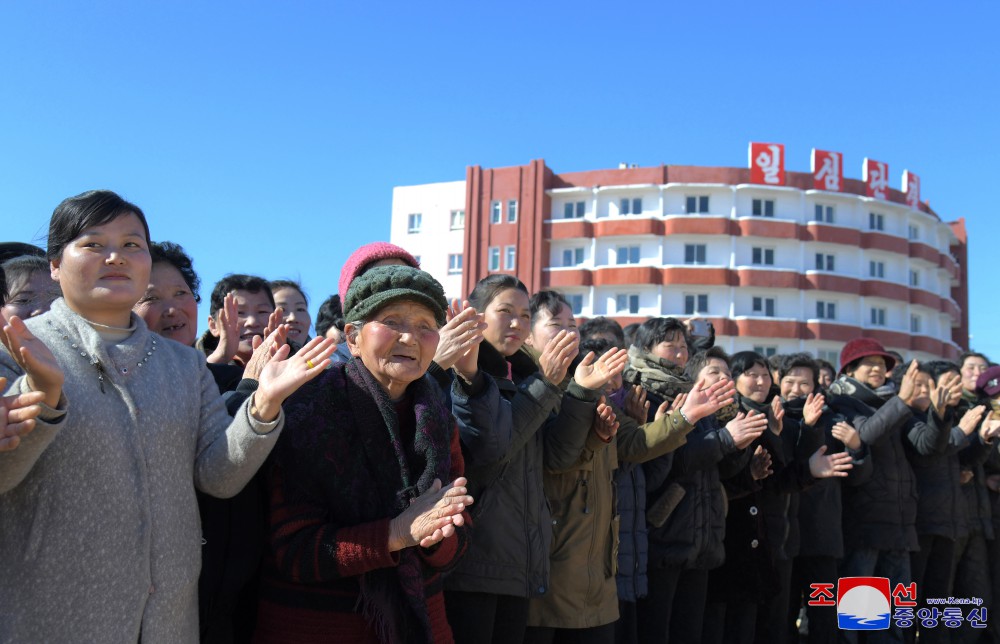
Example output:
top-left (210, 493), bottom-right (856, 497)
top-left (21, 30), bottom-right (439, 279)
top-left (2, 2), bottom-right (998, 357)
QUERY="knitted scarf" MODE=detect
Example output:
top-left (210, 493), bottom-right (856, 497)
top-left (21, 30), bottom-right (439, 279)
top-left (286, 359), bottom-right (454, 644)
top-left (624, 346), bottom-right (692, 402)
top-left (828, 375), bottom-right (888, 409)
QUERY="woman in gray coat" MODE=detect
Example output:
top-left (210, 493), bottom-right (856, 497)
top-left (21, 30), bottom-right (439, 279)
top-left (0, 190), bottom-right (335, 643)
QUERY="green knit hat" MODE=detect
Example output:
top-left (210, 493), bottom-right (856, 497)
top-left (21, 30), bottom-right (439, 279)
top-left (344, 265), bottom-right (448, 327)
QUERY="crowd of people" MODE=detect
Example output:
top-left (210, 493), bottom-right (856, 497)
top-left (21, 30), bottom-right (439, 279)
top-left (1, 189), bottom-right (999, 644)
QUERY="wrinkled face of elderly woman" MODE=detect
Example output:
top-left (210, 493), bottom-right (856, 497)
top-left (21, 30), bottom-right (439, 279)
top-left (346, 299), bottom-right (440, 398)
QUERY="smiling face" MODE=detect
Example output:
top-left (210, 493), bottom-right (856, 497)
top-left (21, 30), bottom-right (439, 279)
top-left (50, 213), bottom-right (151, 327)
top-left (651, 330), bottom-right (689, 368)
top-left (780, 366), bottom-right (816, 401)
top-left (526, 302), bottom-right (578, 350)
top-left (697, 357), bottom-right (732, 387)
top-left (737, 362), bottom-right (772, 403)
top-left (848, 355), bottom-right (888, 389)
top-left (482, 287), bottom-right (530, 357)
top-left (346, 300), bottom-right (440, 399)
top-left (2, 269), bottom-right (60, 321)
top-left (961, 356), bottom-right (989, 393)
top-left (273, 286), bottom-right (311, 344)
top-left (208, 288), bottom-right (275, 362)
top-left (134, 262), bottom-right (199, 347)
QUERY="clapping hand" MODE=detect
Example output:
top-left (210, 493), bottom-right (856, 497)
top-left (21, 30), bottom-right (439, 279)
top-left (242, 325), bottom-right (290, 382)
top-left (958, 405), bottom-right (986, 437)
top-left (802, 393), bottom-right (826, 427)
top-left (751, 445), bottom-right (773, 481)
top-left (388, 477), bottom-right (474, 551)
top-left (439, 301), bottom-right (487, 377)
top-left (0, 376), bottom-right (46, 452)
top-left (593, 398), bottom-right (619, 443)
top-left (207, 293), bottom-right (240, 365)
top-left (680, 379), bottom-right (736, 425)
top-left (831, 421), bottom-right (862, 451)
top-left (769, 396), bottom-right (785, 436)
top-left (573, 347), bottom-right (629, 391)
top-left (538, 330), bottom-right (577, 386)
top-left (0, 315), bottom-right (64, 408)
top-left (625, 385), bottom-right (650, 424)
top-left (252, 337), bottom-right (337, 422)
top-left (809, 445), bottom-right (854, 478)
top-left (725, 410), bottom-right (768, 449)
top-left (929, 371), bottom-right (963, 418)
top-left (897, 361), bottom-right (921, 406)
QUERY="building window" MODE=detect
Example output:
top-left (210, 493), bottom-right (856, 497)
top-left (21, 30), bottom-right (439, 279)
top-left (562, 247), bottom-right (584, 267)
top-left (685, 195), bottom-right (710, 214)
top-left (507, 200), bottom-right (518, 223)
top-left (616, 294), bottom-right (640, 314)
top-left (908, 224), bottom-right (920, 240)
top-left (752, 199), bottom-right (775, 217)
top-left (684, 244), bottom-right (707, 265)
top-left (816, 301), bottom-right (837, 320)
top-left (754, 346), bottom-right (778, 358)
top-left (870, 307), bottom-right (886, 327)
top-left (505, 246), bottom-right (516, 270)
top-left (869, 261), bottom-right (885, 279)
top-left (619, 197), bottom-right (643, 216)
top-left (684, 294), bottom-right (709, 315)
top-left (815, 253), bottom-right (835, 271)
top-left (491, 201), bottom-right (502, 224)
top-left (752, 296), bottom-right (776, 317)
top-left (563, 201), bottom-right (585, 219)
top-left (407, 213), bottom-right (422, 233)
top-left (909, 270), bottom-right (919, 287)
top-left (910, 314), bottom-right (922, 333)
top-left (447, 254), bottom-right (463, 274)
top-left (814, 204), bottom-right (835, 223)
top-left (869, 212), bottom-right (885, 231)
top-left (616, 246), bottom-right (640, 265)
top-left (450, 210), bottom-right (465, 230)
top-left (751, 247), bottom-right (775, 266)
top-left (817, 349), bottom-right (840, 365)
top-left (568, 294), bottom-right (584, 315)
top-left (488, 247), bottom-right (500, 271)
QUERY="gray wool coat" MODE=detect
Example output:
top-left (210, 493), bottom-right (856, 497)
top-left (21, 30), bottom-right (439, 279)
top-left (0, 298), bottom-right (283, 643)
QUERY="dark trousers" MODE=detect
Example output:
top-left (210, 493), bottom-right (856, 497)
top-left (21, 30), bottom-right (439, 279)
top-left (755, 557), bottom-right (793, 644)
top-left (444, 590), bottom-right (529, 644)
top-left (523, 622), bottom-right (615, 644)
top-left (788, 555), bottom-right (839, 644)
top-left (907, 533), bottom-right (957, 644)
top-left (953, 530), bottom-right (992, 644)
top-left (636, 567), bottom-right (709, 644)
top-left (614, 600), bottom-right (638, 644)
top-left (838, 547), bottom-right (911, 644)
top-left (702, 599), bottom-right (757, 644)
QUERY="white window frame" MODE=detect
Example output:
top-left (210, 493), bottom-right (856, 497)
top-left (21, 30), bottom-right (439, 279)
top-left (407, 213), bottom-right (422, 233)
top-left (504, 246), bottom-right (516, 270)
top-left (752, 198), bottom-right (775, 217)
top-left (507, 200), bottom-right (518, 223)
top-left (447, 254), bottom-right (463, 274)
top-left (490, 200), bottom-right (502, 224)
top-left (684, 244), bottom-right (707, 265)
top-left (488, 246), bottom-right (500, 271)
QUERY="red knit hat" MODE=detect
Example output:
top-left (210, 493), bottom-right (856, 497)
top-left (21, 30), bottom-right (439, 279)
top-left (338, 242), bottom-right (420, 303)
top-left (838, 338), bottom-right (896, 375)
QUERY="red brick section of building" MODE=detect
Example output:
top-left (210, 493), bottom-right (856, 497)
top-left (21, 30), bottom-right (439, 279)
top-left (462, 159), bottom-right (970, 353)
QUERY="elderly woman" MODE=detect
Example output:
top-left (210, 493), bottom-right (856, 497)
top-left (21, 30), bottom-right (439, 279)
top-left (255, 264), bottom-right (473, 644)
top-left (0, 190), bottom-right (335, 642)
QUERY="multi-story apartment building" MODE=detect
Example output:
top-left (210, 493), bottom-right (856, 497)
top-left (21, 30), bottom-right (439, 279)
top-left (391, 147), bottom-right (968, 364)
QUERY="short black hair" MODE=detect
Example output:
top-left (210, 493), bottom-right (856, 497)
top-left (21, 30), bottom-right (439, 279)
top-left (1, 255), bottom-right (49, 297)
top-left (959, 351), bottom-right (990, 367)
top-left (270, 279), bottom-right (308, 307)
top-left (730, 351), bottom-right (770, 381)
top-left (149, 241), bottom-right (201, 303)
top-left (778, 352), bottom-right (820, 388)
top-left (815, 358), bottom-right (836, 378)
top-left (623, 322), bottom-right (641, 347)
top-left (314, 294), bottom-right (345, 337)
top-left (685, 346), bottom-right (731, 381)
top-left (529, 290), bottom-right (571, 325)
top-left (924, 360), bottom-right (960, 382)
top-left (208, 274), bottom-right (274, 317)
top-left (579, 316), bottom-right (625, 348)
top-left (573, 336), bottom-right (617, 373)
top-left (886, 351), bottom-right (905, 372)
top-left (633, 317), bottom-right (687, 353)
top-left (469, 274), bottom-right (528, 312)
top-left (0, 265), bottom-right (6, 303)
top-left (47, 190), bottom-right (150, 261)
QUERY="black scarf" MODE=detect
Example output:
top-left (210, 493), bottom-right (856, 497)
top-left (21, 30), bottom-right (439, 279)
top-left (828, 375), bottom-right (888, 409)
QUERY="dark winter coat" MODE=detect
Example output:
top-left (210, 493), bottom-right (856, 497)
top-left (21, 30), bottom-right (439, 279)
top-left (905, 407), bottom-right (969, 540)
top-left (443, 342), bottom-right (564, 599)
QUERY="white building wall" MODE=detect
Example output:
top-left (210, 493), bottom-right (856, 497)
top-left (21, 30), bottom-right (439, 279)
top-left (390, 181), bottom-right (467, 300)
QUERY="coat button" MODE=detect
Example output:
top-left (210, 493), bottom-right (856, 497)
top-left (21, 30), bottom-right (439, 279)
top-left (552, 519), bottom-right (558, 526)
top-left (749, 506), bottom-right (758, 516)
top-left (538, 586), bottom-right (546, 594)
top-left (751, 539), bottom-right (759, 549)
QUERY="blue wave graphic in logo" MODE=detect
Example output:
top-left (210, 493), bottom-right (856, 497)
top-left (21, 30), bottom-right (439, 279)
top-left (838, 612), bottom-right (891, 630)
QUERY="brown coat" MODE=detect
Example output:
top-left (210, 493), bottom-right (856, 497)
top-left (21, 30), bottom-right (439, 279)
top-left (527, 403), bottom-right (694, 629)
